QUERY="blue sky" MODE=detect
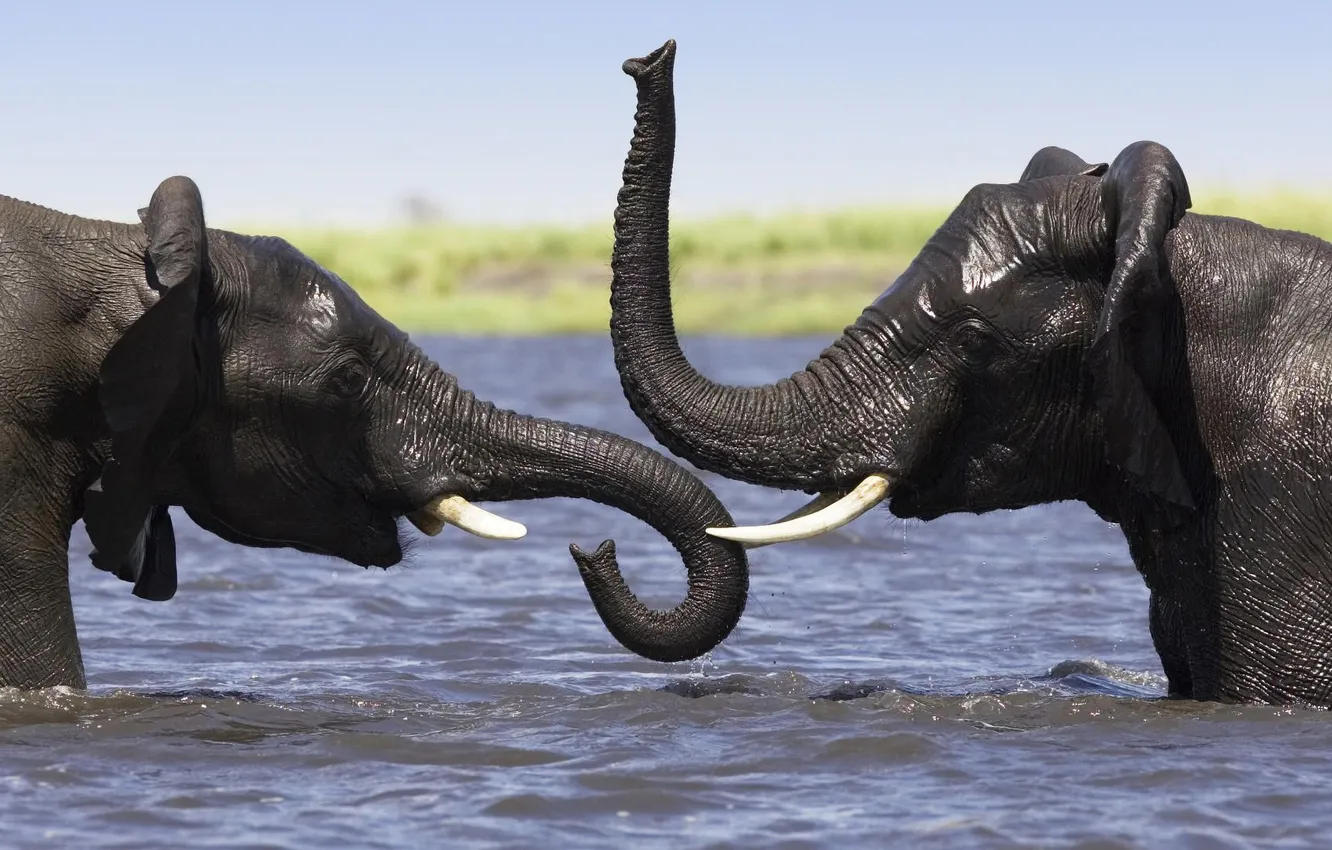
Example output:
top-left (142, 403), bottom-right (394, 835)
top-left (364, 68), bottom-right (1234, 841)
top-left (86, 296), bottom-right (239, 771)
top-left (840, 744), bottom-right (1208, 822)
top-left (1, 1), bottom-right (1328, 226)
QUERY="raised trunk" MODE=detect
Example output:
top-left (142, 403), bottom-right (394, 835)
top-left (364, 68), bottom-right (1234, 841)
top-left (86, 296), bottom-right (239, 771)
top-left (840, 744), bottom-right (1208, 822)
top-left (471, 402), bottom-right (750, 663)
top-left (610, 41), bottom-right (856, 492)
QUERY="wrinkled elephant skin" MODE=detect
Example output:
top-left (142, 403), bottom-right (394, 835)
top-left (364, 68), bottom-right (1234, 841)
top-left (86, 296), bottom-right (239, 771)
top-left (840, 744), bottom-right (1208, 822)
top-left (0, 177), bottom-right (748, 689)
top-left (607, 39), bottom-right (1332, 706)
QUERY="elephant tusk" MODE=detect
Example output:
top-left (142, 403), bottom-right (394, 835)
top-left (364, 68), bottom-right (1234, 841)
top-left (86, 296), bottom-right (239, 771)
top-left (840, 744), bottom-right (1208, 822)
top-left (407, 495), bottom-right (528, 540)
top-left (769, 490), bottom-right (846, 523)
top-left (705, 474), bottom-right (891, 547)
top-left (711, 490), bottom-right (845, 550)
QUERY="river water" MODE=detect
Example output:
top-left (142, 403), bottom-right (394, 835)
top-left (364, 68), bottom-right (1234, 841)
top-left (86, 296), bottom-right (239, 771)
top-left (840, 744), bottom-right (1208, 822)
top-left (5, 335), bottom-right (1329, 848)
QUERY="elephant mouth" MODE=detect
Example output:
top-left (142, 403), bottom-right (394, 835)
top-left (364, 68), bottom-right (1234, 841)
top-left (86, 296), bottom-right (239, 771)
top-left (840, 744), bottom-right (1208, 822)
top-left (197, 492), bottom-right (530, 568)
top-left (886, 482), bottom-right (938, 520)
top-left (403, 493), bottom-right (528, 541)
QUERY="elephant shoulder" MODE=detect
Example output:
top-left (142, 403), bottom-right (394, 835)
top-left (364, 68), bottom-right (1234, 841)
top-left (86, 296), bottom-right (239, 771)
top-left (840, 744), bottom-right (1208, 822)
top-left (0, 203), bottom-right (149, 428)
top-left (1170, 215), bottom-right (1332, 350)
top-left (1168, 215), bottom-right (1332, 477)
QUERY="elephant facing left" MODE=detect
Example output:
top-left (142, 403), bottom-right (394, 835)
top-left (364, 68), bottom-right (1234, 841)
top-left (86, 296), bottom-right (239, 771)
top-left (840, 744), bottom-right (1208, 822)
top-left (0, 176), bottom-right (749, 690)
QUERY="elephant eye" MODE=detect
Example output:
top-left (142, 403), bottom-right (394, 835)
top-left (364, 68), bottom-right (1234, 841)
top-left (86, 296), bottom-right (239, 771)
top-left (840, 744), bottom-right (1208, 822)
top-left (328, 358), bottom-right (371, 399)
top-left (954, 321), bottom-right (996, 359)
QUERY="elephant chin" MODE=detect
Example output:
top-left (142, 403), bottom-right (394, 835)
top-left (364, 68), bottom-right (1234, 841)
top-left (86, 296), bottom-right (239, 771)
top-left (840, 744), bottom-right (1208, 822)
top-left (182, 503), bottom-right (405, 569)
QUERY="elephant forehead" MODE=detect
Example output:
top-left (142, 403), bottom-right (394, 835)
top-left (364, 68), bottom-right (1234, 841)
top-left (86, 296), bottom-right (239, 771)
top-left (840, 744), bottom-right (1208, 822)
top-left (880, 236), bottom-right (1017, 318)
top-left (957, 234), bottom-right (1026, 296)
top-left (300, 277), bottom-right (340, 333)
top-left (293, 269), bottom-right (371, 335)
top-left (238, 234), bottom-right (371, 333)
top-left (873, 186), bottom-right (1050, 318)
top-left (946, 184), bottom-right (1048, 295)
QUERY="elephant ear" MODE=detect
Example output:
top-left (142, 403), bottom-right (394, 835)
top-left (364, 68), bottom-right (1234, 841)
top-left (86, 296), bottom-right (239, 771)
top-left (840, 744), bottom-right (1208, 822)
top-left (83, 176), bottom-right (209, 601)
top-left (1088, 141), bottom-right (1194, 510)
top-left (1019, 146), bottom-right (1108, 182)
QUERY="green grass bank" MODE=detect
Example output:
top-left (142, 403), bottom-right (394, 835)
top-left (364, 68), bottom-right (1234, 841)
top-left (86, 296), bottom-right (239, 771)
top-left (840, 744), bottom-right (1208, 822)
top-left (267, 191), bottom-right (1332, 335)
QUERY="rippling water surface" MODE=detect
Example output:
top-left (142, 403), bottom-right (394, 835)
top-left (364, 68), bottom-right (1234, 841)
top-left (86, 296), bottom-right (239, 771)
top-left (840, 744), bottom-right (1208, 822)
top-left (9, 336), bottom-right (1331, 848)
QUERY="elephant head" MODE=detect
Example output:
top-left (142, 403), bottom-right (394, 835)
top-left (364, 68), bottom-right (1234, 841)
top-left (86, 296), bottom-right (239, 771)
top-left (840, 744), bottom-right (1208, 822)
top-left (607, 40), bottom-right (1196, 544)
top-left (82, 174), bottom-right (748, 664)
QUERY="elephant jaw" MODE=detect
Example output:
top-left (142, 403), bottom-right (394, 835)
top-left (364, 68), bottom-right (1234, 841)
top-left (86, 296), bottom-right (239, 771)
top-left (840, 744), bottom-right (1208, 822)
top-left (706, 474), bottom-right (892, 548)
top-left (406, 494), bottom-right (528, 540)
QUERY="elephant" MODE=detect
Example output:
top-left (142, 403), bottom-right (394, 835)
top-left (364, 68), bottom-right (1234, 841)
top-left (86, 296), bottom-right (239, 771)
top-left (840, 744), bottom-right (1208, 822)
top-left (0, 174), bottom-right (749, 690)
top-left (605, 39), bottom-right (1332, 707)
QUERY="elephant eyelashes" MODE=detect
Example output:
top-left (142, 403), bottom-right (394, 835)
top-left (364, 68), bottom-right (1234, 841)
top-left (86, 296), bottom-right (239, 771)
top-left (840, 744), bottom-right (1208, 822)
top-left (328, 359), bottom-right (371, 400)
top-left (952, 321), bottom-right (998, 363)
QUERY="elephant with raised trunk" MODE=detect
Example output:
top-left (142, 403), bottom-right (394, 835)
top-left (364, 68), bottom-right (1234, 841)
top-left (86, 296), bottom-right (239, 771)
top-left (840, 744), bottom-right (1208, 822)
top-left (608, 39), bottom-right (1332, 706)
top-left (0, 175), bottom-right (748, 690)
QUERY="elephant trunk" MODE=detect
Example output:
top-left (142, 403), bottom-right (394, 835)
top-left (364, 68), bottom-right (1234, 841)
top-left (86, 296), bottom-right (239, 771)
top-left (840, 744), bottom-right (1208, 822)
top-left (467, 400), bottom-right (750, 663)
top-left (611, 40), bottom-right (860, 494)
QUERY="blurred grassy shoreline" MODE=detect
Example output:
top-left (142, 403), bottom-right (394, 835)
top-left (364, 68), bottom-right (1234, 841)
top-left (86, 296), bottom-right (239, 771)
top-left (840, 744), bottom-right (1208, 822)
top-left (265, 191), bottom-right (1332, 336)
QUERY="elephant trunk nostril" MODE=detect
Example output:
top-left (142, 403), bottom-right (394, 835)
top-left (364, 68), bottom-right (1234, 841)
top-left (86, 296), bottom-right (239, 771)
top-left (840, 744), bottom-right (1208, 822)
top-left (622, 39), bottom-right (676, 79)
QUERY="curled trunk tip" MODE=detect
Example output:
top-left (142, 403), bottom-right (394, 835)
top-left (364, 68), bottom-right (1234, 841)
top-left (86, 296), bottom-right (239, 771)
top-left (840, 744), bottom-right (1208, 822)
top-left (572, 538), bottom-right (747, 664)
top-left (474, 406), bottom-right (750, 664)
top-left (622, 39), bottom-right (676, 79)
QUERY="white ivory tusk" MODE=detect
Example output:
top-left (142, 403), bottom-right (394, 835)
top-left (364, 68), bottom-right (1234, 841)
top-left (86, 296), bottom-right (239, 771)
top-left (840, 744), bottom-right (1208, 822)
top-left (406, 511), bottom-right (446, 537)
top-left (708, 490), bottom-right (846, 550)
top-left (408, 495), bottom-right (528, 540)
top-left (769, 490), bottom-right (845, 524)
top-left (706, 474), bottom-right (890, 547)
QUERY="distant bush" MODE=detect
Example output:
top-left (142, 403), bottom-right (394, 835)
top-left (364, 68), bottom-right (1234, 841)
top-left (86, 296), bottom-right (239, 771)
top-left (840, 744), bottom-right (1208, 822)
top-left (255, 191), bottom-right (1332, 335)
